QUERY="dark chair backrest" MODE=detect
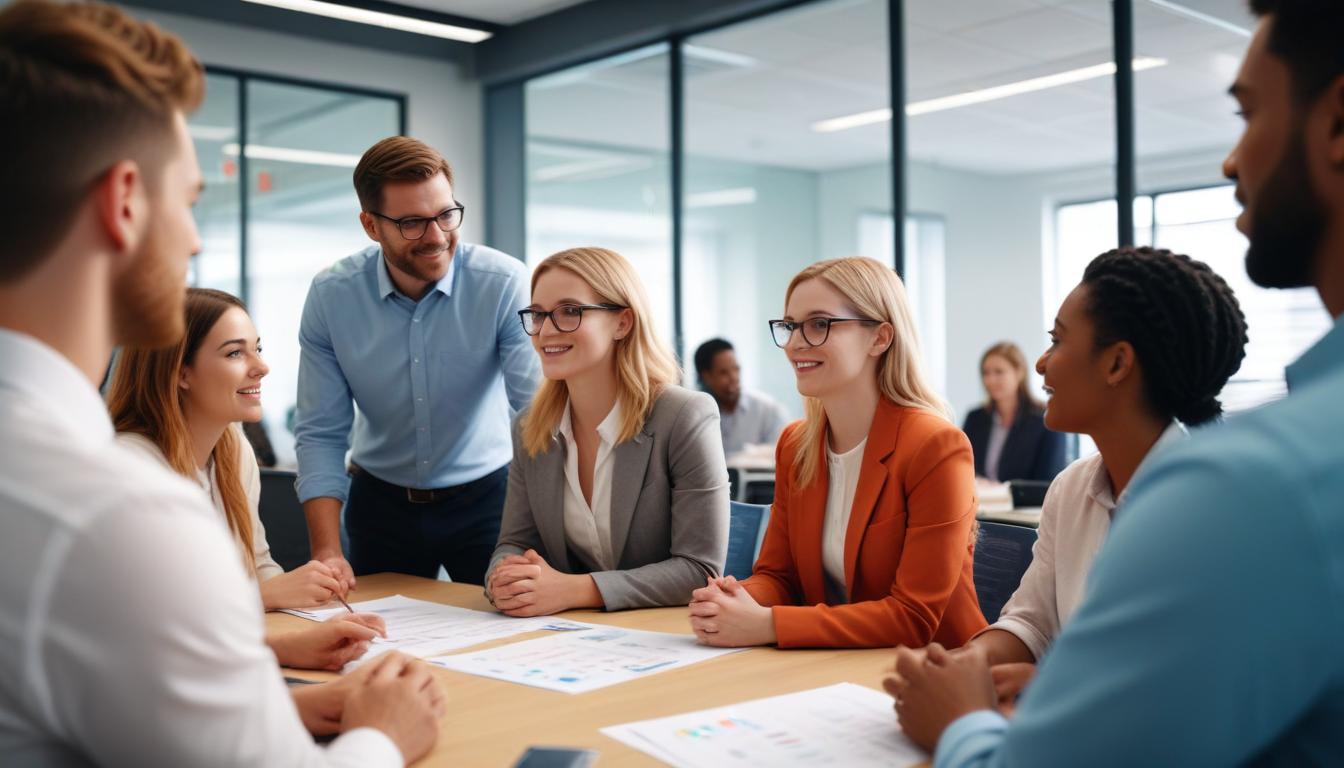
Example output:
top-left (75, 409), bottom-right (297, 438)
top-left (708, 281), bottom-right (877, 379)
top-left (973, 521), bottom-right (1038, 623)
top-left (725, 501), bottom-right (771, 580)
top-left (1009, 479), bottom-right (1050, 508)
top-left (727, 467), bottom-right (741, 501)
top-left (744, 479), bottom-right (775, 506)
top-left (257, 469), bottom-right (310, 572)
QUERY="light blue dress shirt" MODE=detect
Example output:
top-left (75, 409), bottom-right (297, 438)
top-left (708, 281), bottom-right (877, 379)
top-left (294, 243), bottom-right (540, 503)
top-left (935, 313), bottom-right (1344, 768)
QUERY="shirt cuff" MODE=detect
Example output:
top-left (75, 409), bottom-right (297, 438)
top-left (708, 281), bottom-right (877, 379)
top-left (327, 727), bottom-right (404, 768)
top-left (977, 617), bottom-right (1048, 662)
top-left (934, 710), bottom-right (1009, 768)
top-left (295, 471), bottom-right (351, 505)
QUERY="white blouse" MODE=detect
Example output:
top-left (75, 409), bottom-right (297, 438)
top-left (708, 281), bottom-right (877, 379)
top-left (983, 422), bottom-right (1186, 660)
top-left (556, 399), bottom-right (622, 572)
top-left (116, 426), bottom-right (284, 581)
top-left (822, 436), bottom-right (867, 604)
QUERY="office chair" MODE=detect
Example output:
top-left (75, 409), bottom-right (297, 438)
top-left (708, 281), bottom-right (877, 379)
top-left (973, 521), bottom-right (1038, 623)
top-left (257, 469), bottom-right (312, 572)
top-left (725, 501), bottom-right (771, 579)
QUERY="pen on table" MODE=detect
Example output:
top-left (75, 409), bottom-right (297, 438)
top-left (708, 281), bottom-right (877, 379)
top-left (337, 594), bottom-right (354, 613)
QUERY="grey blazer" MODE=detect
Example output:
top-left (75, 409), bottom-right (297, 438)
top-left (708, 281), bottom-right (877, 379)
top-left (489, 385), bottom-right (730, 610)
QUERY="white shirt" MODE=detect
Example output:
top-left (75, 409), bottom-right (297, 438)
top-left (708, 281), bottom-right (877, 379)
top-left (822, 437), bottom-right (867, 604)
top-left (0, 329), bottom-right (400, 767)
top-left (557, 399), bottom-right (622, 571)
top-left (983, 412), bottom-right (1010, 482)
top-left (116, 428), bottom-right (284, 581)
top-left (720, 389), bottom-right (791, 456)
top-left (985, 421), bottom-right (1187, 660)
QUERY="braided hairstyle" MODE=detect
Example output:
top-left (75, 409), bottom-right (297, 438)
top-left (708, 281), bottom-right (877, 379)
top-left (1081, 247), bottom-right (1249, 426)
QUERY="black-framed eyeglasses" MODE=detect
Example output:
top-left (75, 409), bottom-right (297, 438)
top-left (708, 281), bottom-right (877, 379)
top-left (518, 303), bottom-right (627, 336)
top-left (368, 205), bottom-right (466, 240)
top-left (768, 317), bottom-right (880, 348)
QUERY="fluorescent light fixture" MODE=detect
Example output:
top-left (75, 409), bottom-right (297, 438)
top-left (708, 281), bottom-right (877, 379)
top-left (1142, 0), bottom-right (1252, 37)
top-left (812, 57), bottom-right (1168, 132)
top-left (241, 0), bottom-right (493, 43)
top-left (222, 143), bottom-right (363, 168)
top-left (686, 187), bottom-right (757, 209)
top-left (682, 44), bottom-right (757, 69)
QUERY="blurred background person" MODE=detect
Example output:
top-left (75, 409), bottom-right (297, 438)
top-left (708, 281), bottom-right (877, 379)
top-left (694, 337), bottom-right (790, 456)
top-left (962, 341), bottom-right (1067, 483)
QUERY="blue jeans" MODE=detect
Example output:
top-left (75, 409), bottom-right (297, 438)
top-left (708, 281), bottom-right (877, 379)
top-left (345, 465), bottom-right (507, 586)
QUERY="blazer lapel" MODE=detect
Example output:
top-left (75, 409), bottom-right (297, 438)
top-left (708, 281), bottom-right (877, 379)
top-left (796, 448), bottom-right (830, 604)
top-left (536, 437), bottom-right (572, 572)
top-left (843, 401), bottom-right (900, 601)
top-left (607, 428), bottom-right (654, 566)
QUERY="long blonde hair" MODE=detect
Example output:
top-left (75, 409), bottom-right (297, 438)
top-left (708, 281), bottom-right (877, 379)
top-left (106, 288), bottom-right (257, 576)
top-left (520, 247), bottom-right (682, 457)
top-left (785, 257), bottom-right (950, 488)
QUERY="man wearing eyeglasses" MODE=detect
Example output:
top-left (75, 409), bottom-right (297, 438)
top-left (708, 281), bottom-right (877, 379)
top-left (295, 136), bottom-right (541, 591)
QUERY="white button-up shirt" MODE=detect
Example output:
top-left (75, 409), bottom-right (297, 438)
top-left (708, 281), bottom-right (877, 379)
top-left (985, 421), bottom-right (1187, 660)
top-left (0, 329), bottom-right (400, 767)
top-left (557, 399), bottom-right (622, 571)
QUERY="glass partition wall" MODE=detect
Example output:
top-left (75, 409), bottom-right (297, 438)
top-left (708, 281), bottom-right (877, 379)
top-left (186, 71), bottom-right (402, 465)
top-left (500, 0), bottom-right (1328, 426)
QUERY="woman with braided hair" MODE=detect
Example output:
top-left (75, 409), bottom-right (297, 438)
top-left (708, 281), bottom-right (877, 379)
top-left (948, 245), bottom-right (1248, 713)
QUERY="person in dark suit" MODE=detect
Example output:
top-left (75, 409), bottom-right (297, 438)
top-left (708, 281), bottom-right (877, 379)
top-left (962, 342), bottom-right (1066, 483)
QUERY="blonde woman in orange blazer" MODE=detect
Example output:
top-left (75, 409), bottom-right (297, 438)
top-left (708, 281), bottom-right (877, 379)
top-left (689, 257), bottom-right (985, 649)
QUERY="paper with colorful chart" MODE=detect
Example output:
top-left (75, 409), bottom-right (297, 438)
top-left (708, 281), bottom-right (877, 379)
top-left (600, 682), bottom-right (927, 767)
top-left (281, 594), bottom-right (591, 669)
top-left (428, 626), bottom-right (744, 693)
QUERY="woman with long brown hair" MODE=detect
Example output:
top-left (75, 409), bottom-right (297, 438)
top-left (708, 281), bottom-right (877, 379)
top-left (107, 288), bottom-right (383, 670)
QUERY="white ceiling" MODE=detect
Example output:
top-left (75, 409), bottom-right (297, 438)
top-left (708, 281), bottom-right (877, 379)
top-left (391, 0), bottom-right (591, 25)
top-left (525, 0), bottom-right (1257, 178)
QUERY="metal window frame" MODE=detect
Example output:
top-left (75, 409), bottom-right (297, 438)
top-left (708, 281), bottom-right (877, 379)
top-left (200, 64), bottom-right (407, 306)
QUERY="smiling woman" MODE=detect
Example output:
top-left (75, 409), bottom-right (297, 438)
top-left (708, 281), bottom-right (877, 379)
top-left (106, 287), bottom-right (350, 614)
top-left (486, 246), bottom-right (730, 616)
top-left (688, 257), bottom-right (985, 650)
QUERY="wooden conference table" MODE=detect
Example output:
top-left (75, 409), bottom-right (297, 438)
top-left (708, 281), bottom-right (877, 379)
top-left (267, 573), bottom-right (912, 768)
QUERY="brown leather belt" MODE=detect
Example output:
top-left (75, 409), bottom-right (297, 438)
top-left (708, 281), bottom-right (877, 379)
top-left (348, 462), bottom-right (497, 505)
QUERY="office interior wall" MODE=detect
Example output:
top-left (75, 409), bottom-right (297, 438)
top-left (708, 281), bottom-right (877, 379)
top-left (118, 4), bottom-right (486, 237)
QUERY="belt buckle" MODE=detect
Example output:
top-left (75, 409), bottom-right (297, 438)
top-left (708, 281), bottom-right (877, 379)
top-left (406, 487), bottom-right (436, 504)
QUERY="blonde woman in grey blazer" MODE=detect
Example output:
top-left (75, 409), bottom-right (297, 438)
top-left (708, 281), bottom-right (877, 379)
top-left (486, 247), bottom-right (730, 615)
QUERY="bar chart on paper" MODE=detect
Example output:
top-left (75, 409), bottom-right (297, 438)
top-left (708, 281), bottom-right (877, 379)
top-left (429, 627), bottom-right (744, 693)
top-left (601, 683), bottom-right (926, 767)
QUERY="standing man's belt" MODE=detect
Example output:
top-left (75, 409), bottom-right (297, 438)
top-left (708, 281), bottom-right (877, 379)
top-left (348, 462), bottom-right (497, 504)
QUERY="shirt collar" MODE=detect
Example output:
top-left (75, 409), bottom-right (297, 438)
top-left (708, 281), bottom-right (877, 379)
top-left (376, 244), bottom-right (459, 301)
top-left (557, 398), bottom-right (624, 447)
top-left (1285, 312), bottom-right (1344, 392)
top-left (1087, 420), bottom-right (1187, 510)
top-left (0, 328), bottom-right (114, 447)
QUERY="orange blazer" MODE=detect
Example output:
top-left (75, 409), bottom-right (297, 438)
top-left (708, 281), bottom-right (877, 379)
top-left (742, 398), bottom-right (986, 648)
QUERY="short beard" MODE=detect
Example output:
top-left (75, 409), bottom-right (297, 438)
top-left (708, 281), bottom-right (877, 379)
top-left (1244, 125), bottom-right (1325, 290)
top-left (111, 229), bottom-right (185, 349)
top-left (387, 239), bottom-right (453, 285)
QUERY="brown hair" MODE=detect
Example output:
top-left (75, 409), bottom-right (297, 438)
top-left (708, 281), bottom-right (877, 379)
top-left (0, 0), bottom-right (204, 282)
top-left (353, 135), bottom-right (455, 212)
top-left (980, 341), bottom-right (1043, 414)
top-left (106, 288), bottom-right (256, 576)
